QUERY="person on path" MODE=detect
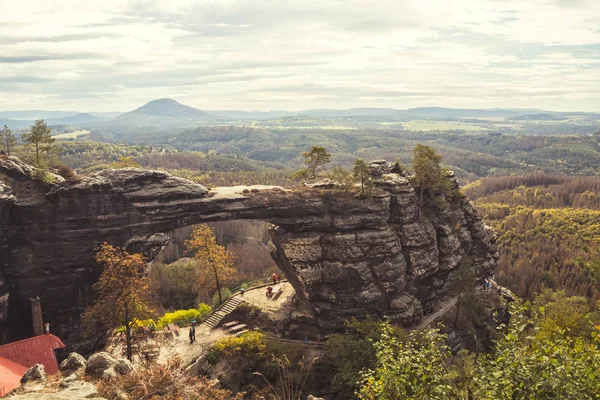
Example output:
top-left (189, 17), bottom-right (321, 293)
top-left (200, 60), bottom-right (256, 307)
top-left (189, 323), bottom-right (196, 344)
top-left (272, 272), bottom-right (278, 285)
top-left (241, 287), bottom-right (245, 296)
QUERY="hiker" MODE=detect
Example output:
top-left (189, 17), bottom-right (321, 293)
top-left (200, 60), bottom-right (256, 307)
top-left (272, 272), bottom-right (278, 285)
top-left (189, 323), bottom-right (196, 344)
top-left (266, 285), bottom-right (273, 297)
top-left (484, 280), bottom-right (491, 293)
top-left (241, 287), bottom-right (245, 296)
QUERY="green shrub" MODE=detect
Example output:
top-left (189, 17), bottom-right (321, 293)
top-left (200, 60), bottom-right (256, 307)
top-left (198, 303), bottom-right (212, 320)
top-left (205, 331), bottom-right (266, 364)
top-left (157, 303), bottom-right (212, 327)
top-left (33, 168), bottom-right (55, 184)
top-left (212, 288), bottom-right (231, 308)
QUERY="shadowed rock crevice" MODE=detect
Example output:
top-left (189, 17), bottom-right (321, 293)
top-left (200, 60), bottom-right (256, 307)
top-left (0, 157), bottom-right (498, 352)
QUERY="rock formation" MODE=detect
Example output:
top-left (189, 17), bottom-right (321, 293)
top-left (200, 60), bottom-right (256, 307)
top-left (0, 156), bottom-right (498, 352)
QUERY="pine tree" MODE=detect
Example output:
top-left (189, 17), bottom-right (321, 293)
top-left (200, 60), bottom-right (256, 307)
top-left (21, 119), bottom-right (55, 166)
top-left (353, 158), bottom-right (373, 197)
top-left (411, 144), bottom-right (450, 217)
top-left (0, 125), bottom-right (17, 156)
top-left (293, 146), bottom-right (331, 181)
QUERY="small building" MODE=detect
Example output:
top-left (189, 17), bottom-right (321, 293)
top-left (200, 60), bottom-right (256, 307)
top-left (0, 333), bottom-right (65, 375)
top-left (0, 356), bottom-right (28, 396)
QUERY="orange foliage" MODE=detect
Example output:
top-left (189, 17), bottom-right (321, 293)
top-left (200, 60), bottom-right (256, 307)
top-left (83, 242), bottom-right (155, 360)
top-left (185, 224), bottom-right (238, 305)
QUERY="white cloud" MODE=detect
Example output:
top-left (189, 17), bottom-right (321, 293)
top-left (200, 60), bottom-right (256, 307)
top-left (0, 0), bottom-right (598, 111)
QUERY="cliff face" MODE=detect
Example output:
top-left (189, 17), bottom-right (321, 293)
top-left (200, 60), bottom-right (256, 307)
top-left (0, 156), bottom-right (498, 352)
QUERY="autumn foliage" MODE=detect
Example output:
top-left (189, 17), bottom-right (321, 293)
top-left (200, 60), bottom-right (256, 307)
top-left (83, 242), bottom-right (155, 361)
top-left (185, 224), bottom-right (238, 305)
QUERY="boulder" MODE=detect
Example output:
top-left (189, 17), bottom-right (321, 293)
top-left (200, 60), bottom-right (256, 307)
top-left (59, 352), bottom-right (87, 373)
top-left (20, 364), bottom-right (46, 384)
top-left (114, 358), bottom-right (135, 375)
top-left (101, 366), bottom-right (118, 381)
top-left (85, 352), bottom-right (116, 376)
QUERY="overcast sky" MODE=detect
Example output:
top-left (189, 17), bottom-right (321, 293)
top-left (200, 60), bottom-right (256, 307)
top-left (0, 0), bottom-right (599, 112)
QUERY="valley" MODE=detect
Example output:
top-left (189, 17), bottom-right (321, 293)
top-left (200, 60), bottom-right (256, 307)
top-left (2, 99), bottom-right (600, 399)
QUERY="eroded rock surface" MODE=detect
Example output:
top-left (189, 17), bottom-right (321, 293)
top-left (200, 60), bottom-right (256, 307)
top-left (0, 157), bottom-right (497, 351)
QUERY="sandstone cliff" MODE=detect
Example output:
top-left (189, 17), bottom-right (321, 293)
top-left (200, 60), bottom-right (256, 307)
top-left (0, 156), bottom-right (498, 352)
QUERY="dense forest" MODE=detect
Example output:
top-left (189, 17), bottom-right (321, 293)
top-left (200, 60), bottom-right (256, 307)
top-left (63, 127), bottom-right (600, 184)
top-left (466, 175), bottom-right (600, 303)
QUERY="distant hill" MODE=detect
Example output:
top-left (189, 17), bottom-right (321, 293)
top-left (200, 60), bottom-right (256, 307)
top-left (92, 99), bottom-right (218, 136)
top-left (0, 110), bottom-right (79, 120)
top-left (115, 98), bottom-right (213, 121)
top-left (47, 113), bottom-right (107, 125)
top-left (209, 107), bottom-right (555, 120)
top-left (206, 110), bottom-right (297, 119)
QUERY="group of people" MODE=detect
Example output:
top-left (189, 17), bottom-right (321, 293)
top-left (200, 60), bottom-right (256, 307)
top-left (272, 272), bottom-right (281, 285)
top-left (265, 273), bottom-right (282, 297)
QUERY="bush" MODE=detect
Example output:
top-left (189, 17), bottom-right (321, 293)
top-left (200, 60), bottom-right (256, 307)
top-left (157, 303), bottom-right (212, 327)
top-left (149, 260), bottom-right (202, 310)
top-left (33, 168), bottom-right (55, 184)
top-left (205, 331), bottom-right (267, 364)
top-left (97, 357), bottom-right (243, 400)
top-left (56, 164), bottom-right (76, 179)
top-left (212, 288), bottom-right (232, 308)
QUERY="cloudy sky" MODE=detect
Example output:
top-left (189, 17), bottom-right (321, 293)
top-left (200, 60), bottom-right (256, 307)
top-left (0, 0), bottom-right (599, 112)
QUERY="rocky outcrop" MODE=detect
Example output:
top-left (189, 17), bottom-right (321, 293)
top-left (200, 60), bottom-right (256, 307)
top-left (0, 156), bottom-right (498, 352)
top-left (85, 352), bottom-right (116, 377)
top-left (20, 364), bottom-right (47, 384)
top-left (60, 352), bottom-right (87, 374)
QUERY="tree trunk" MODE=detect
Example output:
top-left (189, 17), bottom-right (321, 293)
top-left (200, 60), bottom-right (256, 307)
top-left (416, 185), bottom-right (424, 219)
top-left (124, 307), bottom-right (133, 361)
top-left (454, 288), bottom-right (461, 329)
top-left (214, 265), bottom-right (222, 305)
top-left (35, 141), bottom-right (40, 165)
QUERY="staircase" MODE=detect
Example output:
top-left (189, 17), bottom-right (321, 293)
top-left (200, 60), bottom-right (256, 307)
top-left (203, 296), bottom-right (243, 329)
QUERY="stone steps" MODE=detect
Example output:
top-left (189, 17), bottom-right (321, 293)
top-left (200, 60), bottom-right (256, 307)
top-left (203, 297), bottom-right (242, 329)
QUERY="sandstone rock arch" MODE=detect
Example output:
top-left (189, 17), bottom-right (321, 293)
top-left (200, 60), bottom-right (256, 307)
top-left (0, 157), bottom-right (498, 352)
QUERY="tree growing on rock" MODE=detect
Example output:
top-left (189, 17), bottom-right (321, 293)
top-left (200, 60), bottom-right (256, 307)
top-left (353, 158), bottom-right (373, 197)
top-left (329, 165), bottom-right (355, 191)
top-left (411, 144), bottom-right (451, 218)
top-left (0, 125), bottom-right (17, 156)
top-left (21, 119), bottom-right (55, 166)
top-left (185, 224), bottom-right (238, 305)
top-left (83, 243), bottom-right (155, 361)
top-left (292, 146), bottom-right (331, 181)
top-left (111, 156), bottom-right (141, 168)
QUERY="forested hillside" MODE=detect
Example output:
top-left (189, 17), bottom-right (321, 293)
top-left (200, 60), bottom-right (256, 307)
top-left (86, 126), bottom-right (600, 182)
top-left (466, 175), bottom-right (600, 302)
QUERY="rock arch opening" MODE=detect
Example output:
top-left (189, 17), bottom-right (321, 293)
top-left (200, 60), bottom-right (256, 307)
top-left (0, 158), bottom-right (498, 352)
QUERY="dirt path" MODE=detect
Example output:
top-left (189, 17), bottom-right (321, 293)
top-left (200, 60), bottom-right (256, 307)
top-left (157, 325), bottom-right (228, 365)
top-left (157, 282), bottom-right (295, 365)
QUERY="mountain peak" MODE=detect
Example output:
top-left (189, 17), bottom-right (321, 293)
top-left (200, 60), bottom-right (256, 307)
top-left (116, 98), bottom-right (212, 120)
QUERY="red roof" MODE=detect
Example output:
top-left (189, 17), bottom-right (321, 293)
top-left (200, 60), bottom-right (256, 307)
top-left (0, 356), bottom-right (28, 396)
top-left (0, 334), bottom-right (65, 375)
